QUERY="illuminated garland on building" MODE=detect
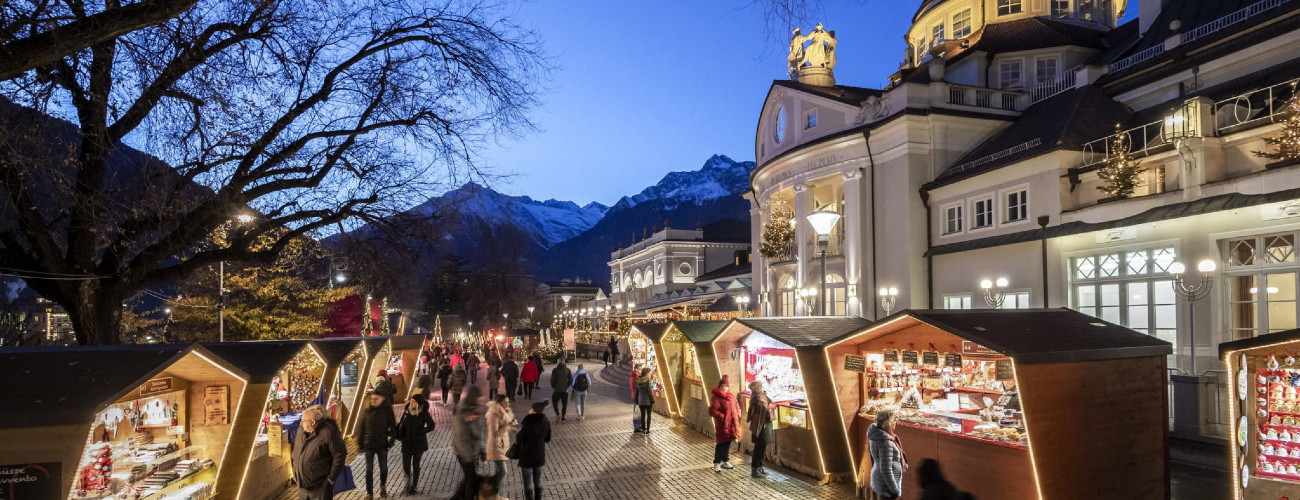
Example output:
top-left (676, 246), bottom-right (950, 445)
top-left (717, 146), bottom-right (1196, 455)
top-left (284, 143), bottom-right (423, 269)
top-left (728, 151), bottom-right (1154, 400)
top-left (1255, 82), bottom-right (1300, 161)
top-left (1096, 124), bottom-right (1145, 199)
top-left (759, 199), bottom-right (796, 259)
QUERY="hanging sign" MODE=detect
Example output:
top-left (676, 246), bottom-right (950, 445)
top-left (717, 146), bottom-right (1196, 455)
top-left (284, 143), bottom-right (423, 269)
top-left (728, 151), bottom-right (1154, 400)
top-left (140, 377), bottom-right (174, 396)
top-left (883, 349), bottom-right (899, 363)
top-left (901, 350), bottom-right (919, 365)
top-left (691, 385), bottom-right (704, 400)
top-left (203, 386), bottom-right (229, 426)
top-left (921, 351), bottom-right (939, 366)
top-left (995, 359), bottom-right (1015, 380)
top-left (267, 423), bottom-right (283, 457)
top-left (962, 341), bottom-right (1000, 356)
top-left (944, 353), bottom-right (963, 368)
top-left (844, 355), bottom-right (866, 373)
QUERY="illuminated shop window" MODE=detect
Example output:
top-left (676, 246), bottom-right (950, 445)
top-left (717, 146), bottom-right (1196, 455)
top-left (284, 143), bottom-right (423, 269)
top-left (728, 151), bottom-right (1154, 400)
top-left (1071, 247), bottom-right (1178, 346)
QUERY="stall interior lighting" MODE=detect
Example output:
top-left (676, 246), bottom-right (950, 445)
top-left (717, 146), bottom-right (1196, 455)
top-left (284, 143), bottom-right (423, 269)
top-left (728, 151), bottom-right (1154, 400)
top-left (1223, 337), bottom-right (1300, 500)
top-left (1011, 361), bottom-right (1046, 500)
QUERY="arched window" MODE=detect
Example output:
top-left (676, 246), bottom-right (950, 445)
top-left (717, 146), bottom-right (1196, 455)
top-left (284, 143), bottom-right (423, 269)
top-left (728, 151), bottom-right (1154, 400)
top-left (622, 274), bottom-right (632, 291)
top-left (779, 277), bottom-right (797, 317)
top-left (826, 274), bottom-right (847, 316)
top-left (633, 270), bottom-right (643, 288)
top-left (645, 266), bottom-right (654, 285)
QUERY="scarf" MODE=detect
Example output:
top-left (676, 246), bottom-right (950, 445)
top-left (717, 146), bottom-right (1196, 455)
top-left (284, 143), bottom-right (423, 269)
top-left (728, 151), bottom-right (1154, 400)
top-left (890, 431), bottom-right (908, 469)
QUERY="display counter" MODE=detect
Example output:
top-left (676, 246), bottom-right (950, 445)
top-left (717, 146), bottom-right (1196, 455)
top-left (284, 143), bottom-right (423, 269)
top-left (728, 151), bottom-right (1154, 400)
top-left (828, 309), bottom-right (1171, 500)
top-left (629, 323), bottom-right (676, 417)
top-left (1221, 327), bottom-right (1300, 499)
top-left (0, 344), bottom-right (248, 500)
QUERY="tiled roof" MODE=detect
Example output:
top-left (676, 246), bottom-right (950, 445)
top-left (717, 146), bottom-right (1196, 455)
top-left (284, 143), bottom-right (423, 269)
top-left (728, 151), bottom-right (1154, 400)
top-left (734, 317), bottom-right (874, 348)
top-left (673, 321), bottom-right (730, 344)
top-left (631, 323), bottom-right (672, 342)
top-left (203, 340), bottom-right (309, 383)
top-left (695, 262), bottom-right (752, 283)
top-left (389, 335), bottom-right (425, 350)
top-left (1101, 0), bottom-right (1300, 76)
top-left (939, 17), bottom-right (1108, 68)
top-left (313, 338), bottom-right (363, 364)
top-left (772, 79), bottom-right (882, 106)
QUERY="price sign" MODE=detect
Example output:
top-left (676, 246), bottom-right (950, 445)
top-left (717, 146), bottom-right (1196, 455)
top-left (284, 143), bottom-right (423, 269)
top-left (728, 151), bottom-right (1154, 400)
top-left (140, 377), bottom-right (174, 396)
top-left (901, 350), bottom-right (919, 365)
top-left (921, 351), bottom-right (939, 366)
top-left (844, 355), bottom-right (866, 373)
top-left (962, 341), bottom-right (1000, 356)
top-left (883, 350), bottom-right (899, 362)
top-left (944, 353), bottom-right (963, 368)
top-left (996, 359), bottom-right (1014, 380)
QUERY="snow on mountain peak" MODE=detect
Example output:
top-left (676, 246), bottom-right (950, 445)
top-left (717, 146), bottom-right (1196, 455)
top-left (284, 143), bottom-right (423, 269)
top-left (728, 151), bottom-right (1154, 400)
top-left (612, 154), bottom-right (754, 211)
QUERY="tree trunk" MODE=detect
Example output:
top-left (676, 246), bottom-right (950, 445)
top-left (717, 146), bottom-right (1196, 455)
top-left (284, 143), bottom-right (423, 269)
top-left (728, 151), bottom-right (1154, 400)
top-left (64, 286), bottom-right (124, 345)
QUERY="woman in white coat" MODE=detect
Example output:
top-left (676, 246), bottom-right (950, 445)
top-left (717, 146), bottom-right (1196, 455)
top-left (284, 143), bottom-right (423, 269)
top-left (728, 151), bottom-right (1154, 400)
top-left (485, 394), bottom-right (519, 480)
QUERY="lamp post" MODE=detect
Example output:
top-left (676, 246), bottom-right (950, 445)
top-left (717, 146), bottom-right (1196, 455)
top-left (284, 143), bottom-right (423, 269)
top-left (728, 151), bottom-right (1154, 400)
top-left (878, 287), bottom-right (899, 316)
top-left (806, 210), bottom-right (843, 316)
top-left (736, 295), bottom-right (751, 312)
top-left (502, 313), bottom-right (509, 330)
top-left (527, 306), bottom-right (535, 328)
top-left (800, 287), bottom-right (817, 316)
top-left (1170, 259), bottom-right (1216, 375)
top-left (980, 278), bottom-right (1010, 308)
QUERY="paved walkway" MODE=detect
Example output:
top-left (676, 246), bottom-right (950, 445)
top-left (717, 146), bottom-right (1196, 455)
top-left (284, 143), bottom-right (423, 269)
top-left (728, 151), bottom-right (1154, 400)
top-left (279, 360), bottom-right (854, 500)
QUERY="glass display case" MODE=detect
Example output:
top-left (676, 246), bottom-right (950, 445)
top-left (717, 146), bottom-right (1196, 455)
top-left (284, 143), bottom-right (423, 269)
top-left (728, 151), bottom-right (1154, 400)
top-left (1255, 363), bottom-right (1300, 481)
top-left (778, 405), bottom-right (810, 430)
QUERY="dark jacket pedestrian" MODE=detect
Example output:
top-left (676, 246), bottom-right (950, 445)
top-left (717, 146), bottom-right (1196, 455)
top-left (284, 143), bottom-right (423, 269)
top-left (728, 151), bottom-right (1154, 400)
top-left (502, 359), bottom-right (520, 398)
top-left (868, 410), bottom-right (907, 500)
top-left (466, 352), bottom-right (481, 383)
top-left (449, 364), bottom-right (468, 405)
top-left (549, 362), bottom-right (572, 420)
top-left (634, 367), bottom-right (655, 434)
top-left (746, 381), bottom-right (775, 477)
top-left (291, 407), bottom-right (345, 500)
top-left (708, 375), bottom-right (741, 469)
top-left (372, 371), bottom-right (397, 406)
top-left (451, 386), bottom-right (486, 500)
top-left (438, 362), bottom-right (453, 404)
top-left (357, 393), bottom-right (396, 497)
top-left (608, 338), bottom-right (620, 363)
top-left (395, 396), bottom-right (435, 495)
top-left (487, 362), bottom-right (501, 399)
top-left (516, 402), bottom-right (552, 500)
top-left (918, 459), bottom-right (962, 500)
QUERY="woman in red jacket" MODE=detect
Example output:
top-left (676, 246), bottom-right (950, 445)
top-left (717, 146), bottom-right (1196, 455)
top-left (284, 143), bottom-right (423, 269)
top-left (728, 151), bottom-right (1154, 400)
top-left (708, 375), bottom-right (742, 472)
top-left (520, 355), bottom-right (540, 400)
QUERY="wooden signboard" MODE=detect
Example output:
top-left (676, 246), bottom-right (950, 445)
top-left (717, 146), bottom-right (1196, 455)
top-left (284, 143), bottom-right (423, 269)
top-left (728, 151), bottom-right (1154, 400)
top-left (922, 351), bottom-right (939, 366)
top-left (883, 349), bottom-right (899, 362)
top-left (267, 422), bottom-right (283, 457)
top-left (140, 377), bottom-right (174, 396)
top-left (901, 350), bottom-right (919, 364)
top-left (691, 385), bottom-right (704, 400)
top-left (995, 359), bottom-right (1014, 380)
top-left (962, 341), bottom-right (1000, 357)
top-left (945, 353), bottom-right (963, 368)
top-left (203, 386), bottom-right (230, 426)
top-left (844, 354), bottom-right (866, 373)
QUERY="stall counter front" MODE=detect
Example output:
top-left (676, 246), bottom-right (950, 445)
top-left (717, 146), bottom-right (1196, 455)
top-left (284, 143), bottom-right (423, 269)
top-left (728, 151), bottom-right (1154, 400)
top-left (1221, 328), bottom-right (1300, 500)
top-left (828, 309), bottom-right (1171, 500)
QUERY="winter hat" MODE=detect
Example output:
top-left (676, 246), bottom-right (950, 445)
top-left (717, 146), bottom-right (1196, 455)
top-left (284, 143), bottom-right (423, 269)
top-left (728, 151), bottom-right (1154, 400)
top-left (749, 381), bottom-right (763, 393)
top-left (531, 401), bottom-right (549, 414)
top-left (378, 369), bottom-right (388, 378)
top-left (719, 375), bottom-right (730, 387)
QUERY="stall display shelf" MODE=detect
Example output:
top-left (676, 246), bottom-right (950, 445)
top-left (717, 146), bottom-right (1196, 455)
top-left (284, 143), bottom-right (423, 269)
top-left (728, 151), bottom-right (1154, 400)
top-left (119, 445), bottom-right (206, 469)
top-left (895, 421), bottom-right (1028, 451)
top-left (1259, 449), bottom-right (1300, 460)
top-left (1256, 470), bottom-right (1300, 482)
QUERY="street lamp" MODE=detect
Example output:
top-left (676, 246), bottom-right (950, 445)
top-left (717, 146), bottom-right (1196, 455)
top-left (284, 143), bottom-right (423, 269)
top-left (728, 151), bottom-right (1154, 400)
top-left (806, 210), bottom-right (842, 316)
top-left (980, 278), bottom-right (1010, 308)
top-left (800, 287), bottom-right (818, 316)
top-left (878, 287), bottom-right (899, 316)
top-left (735, 295), bottom-right (751, 312)
top-left (1170, 259), bottom-right (1216, 374)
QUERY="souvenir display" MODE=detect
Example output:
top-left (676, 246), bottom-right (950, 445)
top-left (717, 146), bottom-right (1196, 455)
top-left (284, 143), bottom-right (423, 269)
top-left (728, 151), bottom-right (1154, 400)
top-left (1254, 359), bottom-right (1300, 481)
top-left (629, 334), bottom-right (666, 398)
top-left (255, 349), bottom-right (325, 456)
top-left (738, 335), bottom-right (810, 429)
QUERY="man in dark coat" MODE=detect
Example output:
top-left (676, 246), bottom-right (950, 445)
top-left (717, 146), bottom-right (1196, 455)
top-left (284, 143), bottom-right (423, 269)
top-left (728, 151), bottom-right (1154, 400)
top-left (291, 406), bottom-right (346, 500)
top-left (465, 352), bottom-right (480, 384)
top-left (607, 337), bottom-right (620, 366)
top-left (372, 370), bottom-right (397, 407)
top-left (502, 358), bottom-right (520, 401)
top-left (549, 361), bottom-right (573, 422)
top-left (357, 392), bottom-right (396, 498)
top-left (517, 401), bottom-right (552, 500)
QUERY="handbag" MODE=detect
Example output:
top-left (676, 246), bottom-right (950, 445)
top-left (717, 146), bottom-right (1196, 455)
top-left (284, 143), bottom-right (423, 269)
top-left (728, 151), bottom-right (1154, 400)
top-left (332, 465), bottom-right (357, 494)
top-left (505, 442), bottom-right (521, 460)
top-left (632, 404), bottom-right (642, 432)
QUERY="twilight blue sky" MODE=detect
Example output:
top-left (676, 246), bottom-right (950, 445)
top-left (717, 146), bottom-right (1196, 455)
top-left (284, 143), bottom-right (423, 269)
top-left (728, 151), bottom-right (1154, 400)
top-left (483, 0), bottom-right (916, 205)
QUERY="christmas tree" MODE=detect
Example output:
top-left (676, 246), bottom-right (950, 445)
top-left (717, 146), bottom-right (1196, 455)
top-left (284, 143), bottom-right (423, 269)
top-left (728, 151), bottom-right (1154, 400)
top-left (1097, 125), bottom-right (1146, 199)
top-left (759, 200), bottom-right (796, 259)
top-left (1255, 82), bottom-right (1300, 161)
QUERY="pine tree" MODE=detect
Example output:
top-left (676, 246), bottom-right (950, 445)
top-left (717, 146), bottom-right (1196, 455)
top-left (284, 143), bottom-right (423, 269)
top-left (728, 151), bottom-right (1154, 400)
top-left (1255, 82), bottom-right (1300, 161)
top-left (759, 200), bottom-right (797, 259)
top-left (1097, 125), bottom-right (1146, 199)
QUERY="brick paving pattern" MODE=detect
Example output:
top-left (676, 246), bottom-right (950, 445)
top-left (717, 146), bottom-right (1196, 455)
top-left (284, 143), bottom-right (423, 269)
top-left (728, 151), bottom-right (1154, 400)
top-left (278, 359), bottom-right (855, 500)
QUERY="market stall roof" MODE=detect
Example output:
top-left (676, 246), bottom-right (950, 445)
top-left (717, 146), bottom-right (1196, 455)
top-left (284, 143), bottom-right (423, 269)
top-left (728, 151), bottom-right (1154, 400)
top-left (630, 323), bottom-right (672, 342)
top-left (734, 317), bottom-right (875, 348)
top-left (203, 340), bottom-right (311, 383)
top-left (363, 337), bottom-right (388, 356)
top-left (388, 334), bottom-right (425, 350)
top-left (507, 328), bottom-right (541, 336)
top-left (312, 338), bottom-right (363, 364)
top-left (673, 321), bottom-right (730, 344)
top-left (1218, 328), bottom-right (1300, 355)
top-left (837, 309), bottom-right (1172, 364)
top-left (0, 344), bottom-right (244, 428)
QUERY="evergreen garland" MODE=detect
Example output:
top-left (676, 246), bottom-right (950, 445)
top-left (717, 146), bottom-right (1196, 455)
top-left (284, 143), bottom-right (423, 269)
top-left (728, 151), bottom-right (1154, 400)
top-left (759, 200), bottom-right (796, 259)
top-left (1255, 82), bottom-right (1300, 161)
top-left (1097, 125), bottom-right (1146, 199)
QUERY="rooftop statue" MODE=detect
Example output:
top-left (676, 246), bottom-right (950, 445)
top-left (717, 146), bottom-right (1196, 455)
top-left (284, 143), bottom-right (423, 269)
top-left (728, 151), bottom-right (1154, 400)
top-left (788, 23), bottom-right (837, 86)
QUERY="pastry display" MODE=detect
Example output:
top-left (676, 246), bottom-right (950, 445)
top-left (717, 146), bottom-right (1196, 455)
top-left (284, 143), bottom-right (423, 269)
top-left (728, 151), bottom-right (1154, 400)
top-left (1254, 361), bottom-right (1300, 480)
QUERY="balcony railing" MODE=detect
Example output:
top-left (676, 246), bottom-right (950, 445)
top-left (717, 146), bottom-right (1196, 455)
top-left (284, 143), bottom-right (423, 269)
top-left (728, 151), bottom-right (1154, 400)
top-left (946, 84), bottom-right (1024, 112)
top-left (1030, 68), bottom-right (1079, 104)
top-left (1181, 0), bottom-right (1292, 45)
top-left (768, 241), bottom-right (798, 264)
top-left (1108, 45), bottom-right (1165, 74)
top-left (1215, 77), bottom-right (1299, 134)
top-left (1078, 120), bottom-right (1171, 168)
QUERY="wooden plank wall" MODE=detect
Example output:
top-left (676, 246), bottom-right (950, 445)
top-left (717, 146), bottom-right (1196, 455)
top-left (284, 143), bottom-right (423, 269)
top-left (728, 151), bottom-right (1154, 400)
top-left (1016, 356), bottom-right (1170, 500)
top-left (217, 381), bottom-right (271, 500)
top-left (885, 424), bottom-right (1036, 500)
top-left (796, 346), bottom-right (852, 482)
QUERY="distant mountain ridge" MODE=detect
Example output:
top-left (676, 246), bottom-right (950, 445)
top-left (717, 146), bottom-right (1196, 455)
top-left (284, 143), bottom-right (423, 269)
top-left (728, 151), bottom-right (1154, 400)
top-left (413, 182), bottom-right (608, 249)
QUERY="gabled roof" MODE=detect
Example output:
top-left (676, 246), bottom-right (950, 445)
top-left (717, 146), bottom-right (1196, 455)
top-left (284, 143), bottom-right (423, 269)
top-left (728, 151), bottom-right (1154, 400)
top-left (704, 295), bottom-right (739, 313)
top-left (363, 337), bottom-right (388, 356)
top-left (674, 321), bottom-right (730, 344)
top-left (203, 340), bottom-right (310, 383)
top-left (1220, 328), bottom-right (1300, 355)
top-left (842, 309), bottom-right (1171, 364)
top-left (771, 79), bottom-right (882, 106)
top-left (313, 338), bottom-right (363, 364)
top-left (735, 317), bottom-right (874, 348)
top-left (927, 85), bottom-right (1131, 188)
top-left (631, 323), bottom-right (673, 342)
top-left (938, 17), bottom-right (1109, 68)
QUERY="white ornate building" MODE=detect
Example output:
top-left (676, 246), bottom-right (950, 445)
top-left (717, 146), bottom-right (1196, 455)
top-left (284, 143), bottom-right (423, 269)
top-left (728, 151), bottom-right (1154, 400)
top-left (607, 220), bottom-right (751, 315)
top-left (749, 0), bottom-right (1300, 438)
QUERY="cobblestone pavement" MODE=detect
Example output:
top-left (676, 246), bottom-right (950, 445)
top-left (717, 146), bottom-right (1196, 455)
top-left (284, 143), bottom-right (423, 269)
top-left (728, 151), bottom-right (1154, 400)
top-left (279, 360), bottom-right (855, 500)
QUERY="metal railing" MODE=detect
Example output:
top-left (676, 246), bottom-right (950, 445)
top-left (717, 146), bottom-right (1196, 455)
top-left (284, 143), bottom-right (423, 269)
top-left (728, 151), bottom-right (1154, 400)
top-left (1030, 67), bottom-right (1079, 103)
top-left (947, 138), bottom-right (1043, 175)
top-left (946, 84), bottom-right (1024, 111)
top-left (1078, 120), bottom-right (1170, 168)
top-left (1203, 370), bottom-right (1229, 425)
top-left (1215, 77), bottom-right (1299, 134)
top-left (1109, 44), bottom-right (1166, 74)
top-left (767, 241), bottom-right (798, 264)
top-left (1181, 0), bottom-right (1292, 45)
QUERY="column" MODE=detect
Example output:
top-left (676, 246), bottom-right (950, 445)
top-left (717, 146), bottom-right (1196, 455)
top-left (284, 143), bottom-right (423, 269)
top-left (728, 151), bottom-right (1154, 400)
top-left (749, 198), bottom-right (767, 316)
top-left (842, 168), bottom-right (865, 318)
top-left (793, 183), bottom-right (810, 316)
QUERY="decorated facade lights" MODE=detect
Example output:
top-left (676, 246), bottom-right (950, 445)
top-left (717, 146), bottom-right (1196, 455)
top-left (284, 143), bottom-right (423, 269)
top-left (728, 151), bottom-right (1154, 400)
top-left (1169, 259), bottom-right (1216, 375)
top-left (878, 287), bottom-right (899, 316)
top-left (980, 278), bottom-right (1009, 308)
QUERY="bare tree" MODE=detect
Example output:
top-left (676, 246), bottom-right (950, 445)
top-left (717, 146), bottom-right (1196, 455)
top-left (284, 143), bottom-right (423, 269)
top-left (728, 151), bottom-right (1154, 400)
top-left (0, 0), bottom-right (549, 344)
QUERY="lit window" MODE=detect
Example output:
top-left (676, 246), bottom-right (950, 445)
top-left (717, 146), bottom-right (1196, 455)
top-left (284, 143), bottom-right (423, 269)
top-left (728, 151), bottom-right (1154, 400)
top-left (943, 294), bottom-right (972, 309)
top-left (1000, 291), bottom-right (1031, 309)
top-left (805, 110), bottom-right (818, 129)
top-left (972, 198), bottom-right (994, 228)
top-left (774, 107), bottom-right (787, 143)
top-left (999, 60), bottom-right (1022, 89)
top-left (998, 0), bottom-right (1023, 15)
top-left (826, 274), bottom-right (847, 316)
top-left (1051, 0), bottom-right (1070, 17)
top-left (917, 38), bottom-right (927, 61)
top-left (1005, 189), bottom-right (1028, 222)
top-left (1035, 57), bottom-right (1059, 85)
top-left (1225, 232), bottom-right (1300, 339)
top-left (1071, 247), bottom-right (1178, 346)
top-left (780, 277), bottom-right (796, 317)
top-left (943, 205), bottom-right (963, 234)
top-left (952, 10), bottom-right (972, 38)
top-left (932, 24), bottom-right (945, 47)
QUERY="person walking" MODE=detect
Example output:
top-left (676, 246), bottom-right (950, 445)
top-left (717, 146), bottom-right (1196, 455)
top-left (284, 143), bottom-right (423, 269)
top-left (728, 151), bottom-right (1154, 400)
top-left (868, 410), bottom-right (908, 500)
top-left (485, 394), bottom-right (519, 480)
top-left (516, 401), bottom-right (552, 500)
top-left (571, 365), bottom-right (590, 420)
top-left (438, 360), bottom-right (453, 405)
top-left (918, 459), bottom-right (964, 500)
top-left (291, 406), bottom-right (346, 500)
top-left (373, 371), bottom-right (397, 407)
top-left (486, 361), bottom-right (501, 400)
top-left (607, 337), bottom-right (620, 366)
top-left (357, 392), bottom-right (396, 498)
top-left (708, 375), bottom-right (741, 472)
top-left (628, 364), bottom-right (640, 400)
top-left (746, 381), bottom-right (776, 478)
top-left (520, 356), bottom-right (540, 400)
top-left (466, 351), bottom-right (481, 384)
top-left (634, 367), bottom-right (654, 434)
top-left (415, 356), bottom-right (434, 397)
top-left (452, 386), bottom-right (487, 500)
top-left (502, 358), bottom-right (520, 400)
top-left (395, 394), bottom-right (435, 495)
top-left (449, 363), bottom-right (468, 406)
top-left (549, 360), bottom-right (572, 422)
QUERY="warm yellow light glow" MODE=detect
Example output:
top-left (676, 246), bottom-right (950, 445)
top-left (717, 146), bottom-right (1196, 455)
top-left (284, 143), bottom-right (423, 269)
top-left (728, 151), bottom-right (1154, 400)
top-left (1225, 350), bottom-right (1242, 500)
top-left (654, 326), bottom-right (681, 417)
top-left (1011, 361), bottom-right (1046, 500)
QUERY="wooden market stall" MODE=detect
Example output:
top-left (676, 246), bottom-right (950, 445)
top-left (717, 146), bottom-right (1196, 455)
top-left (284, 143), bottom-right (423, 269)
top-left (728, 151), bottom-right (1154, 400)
top-left (629, 323), bottom-right (677, 417)
top-left (347, 337), bottom-right (390, 436)
top-left (829, 309), bottom-right (1171, 500)
top-left (666, 321), bottom-right (729, 436)
top-left (0, 344), bottom-right (248, 500)
top-left (310, 338), bottom-right (364, 427)
top-left (203, 340), bottom-right (325, 500)
top-left (1221, 328), bottom-right (1300, 499)
top-left (385, 335), bottom-right (425, 400)
top-left (713, 317), bottom-right (873, 482)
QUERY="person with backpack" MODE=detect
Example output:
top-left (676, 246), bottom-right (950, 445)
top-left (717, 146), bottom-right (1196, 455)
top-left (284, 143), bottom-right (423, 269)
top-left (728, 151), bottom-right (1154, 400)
top-left (634, 367), bottom-right (655, 434)
top-left (549, 360), bottom-right (572, 422)
top-left (502, 358), bottom-right (520, 401)
top-left (571, 364), bottom-right (591, 420)
top-left (516, 401), bottom-right (552, 500)
top-left (868, 410), bottom-right (908, 500)
top-left (395, 394), bottom-right (435, 495)
top-left (520, 356), bottom-right (540, 400)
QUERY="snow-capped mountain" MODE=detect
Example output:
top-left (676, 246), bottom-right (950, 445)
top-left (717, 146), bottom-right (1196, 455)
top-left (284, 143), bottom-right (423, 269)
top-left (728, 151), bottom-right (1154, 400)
top-left (419, 183), bottom-right (608, 249)
top-left (611, 154), bottom-right (752, 210)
